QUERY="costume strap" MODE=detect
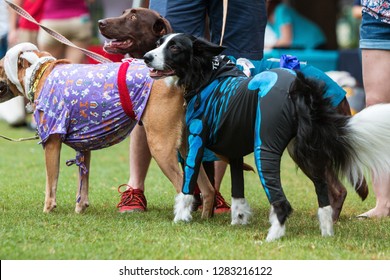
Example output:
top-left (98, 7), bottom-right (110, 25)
top-left (66, 151), bottom-right (88, 203)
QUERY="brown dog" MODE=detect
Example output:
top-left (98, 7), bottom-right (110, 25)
top-left (0, 43), bottom-right (214, 218)
top-left (98, 8), bottom-right (172, 58)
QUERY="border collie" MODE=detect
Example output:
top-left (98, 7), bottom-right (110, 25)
top-left (144, 33), bottom-right (390, 241)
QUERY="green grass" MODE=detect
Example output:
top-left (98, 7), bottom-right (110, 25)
top-left (0, 121), bottom-right (389, 260)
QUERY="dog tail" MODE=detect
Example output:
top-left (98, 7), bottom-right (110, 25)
top-left (345, 103), bottom-right (390, 185)
top-left (290, 71), bottom-right (390, 189)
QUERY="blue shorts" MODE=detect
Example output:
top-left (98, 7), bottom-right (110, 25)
top-left (165, 0), bottom-right (266, 60)
top-left (360, 12), bottom-right (390, 50)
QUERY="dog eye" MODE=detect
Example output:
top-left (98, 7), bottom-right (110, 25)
top-left (169, 45), bottom-right (180, 53)
top-left (130, 14), bottom-right (137, 21)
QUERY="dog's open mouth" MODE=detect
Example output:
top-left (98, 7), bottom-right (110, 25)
top-left (149, 69), bottom-right (175, 79)
top-left (103, 39), bottom-right (134, 53)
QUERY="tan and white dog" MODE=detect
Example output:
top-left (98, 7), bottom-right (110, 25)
top-left (0, 43), bottom-right (215, 217)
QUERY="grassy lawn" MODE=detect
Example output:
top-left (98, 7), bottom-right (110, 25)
top-left (0, 120), bottom-right (389, 260)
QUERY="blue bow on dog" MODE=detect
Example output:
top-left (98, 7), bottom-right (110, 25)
top-left (280, 54), bottom-right (301, 70)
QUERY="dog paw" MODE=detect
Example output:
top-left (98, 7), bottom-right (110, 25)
top-left (318, 206), bottom-right (334, 236)
top-left (231, 198), bottom-right (251, 225)
top-left (75, 202), bottom-right (89, 214)
top-left (266, 223), bottom-right (286, 242)
top-left (174, 193), bottom-right (194, 223)
top-left (43, 202), bottom-right (56, 213)
top-left (173, 212), bottom-right (193, 223)
top-left (266, 206), bottom-right (286, 242)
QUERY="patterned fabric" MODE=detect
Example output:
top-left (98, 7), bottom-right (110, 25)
top-left (34, 59), bottom-right (153, 151)
top-left (362, 0), bottom-right (390, 23)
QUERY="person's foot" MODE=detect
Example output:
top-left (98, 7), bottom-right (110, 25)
top-left (214, 191), bottom-right (230, 214)
top-left (117, 184), bottom-right (147, 212)
top-left (357, 207), bottom-right (390, 219)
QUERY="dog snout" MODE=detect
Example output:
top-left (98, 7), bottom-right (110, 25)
top-left (143, 53), bottom-right (154, 65)
top-left (98, 19), bottom-right (107, 29)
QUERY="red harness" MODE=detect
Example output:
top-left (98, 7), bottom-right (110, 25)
top-left (118, 58), bottom-right (137, 120)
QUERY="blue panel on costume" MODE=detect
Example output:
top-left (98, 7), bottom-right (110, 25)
top-left (183, 166), bottom-right (194, 194)
top-left (253, 96), bottom-right (271, 201)
top-left (187, 134), bottom-right (203, 168)
top-left (248, 71), bottom-right (278, 97)
top-left (189, 119), bottom-right (203, 135)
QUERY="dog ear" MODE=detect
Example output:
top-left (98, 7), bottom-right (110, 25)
top-left (192, 37), bottom-right (226, 57)
top-left (153, 17), bottom-right (173, 36)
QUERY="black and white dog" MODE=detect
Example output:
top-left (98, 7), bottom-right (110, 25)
top-left (144, 33), bottom-right (390, 241)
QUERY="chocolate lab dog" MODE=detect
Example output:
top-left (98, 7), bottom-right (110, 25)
top-left (99, 8), bottom-right (172, 58)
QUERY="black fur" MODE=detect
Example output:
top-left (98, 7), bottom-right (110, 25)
top-left (273, 201), bottom-right (293, 225)
top-left (146, 34), bottom-right (225, 95)
top-left (290, 72), bottom-right (356, 182)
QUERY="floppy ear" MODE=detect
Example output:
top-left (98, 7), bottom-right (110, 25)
top-left (192, 37), bottom-right (226, 57)
top-left (153, 17), bottom-right (173, 35)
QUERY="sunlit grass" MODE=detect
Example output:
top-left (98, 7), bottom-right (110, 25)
top-left (0, 121), bottom-right (388, 260)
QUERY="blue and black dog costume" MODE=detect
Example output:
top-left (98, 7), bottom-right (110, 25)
top-left (181, 55), bottom-right (347, 222)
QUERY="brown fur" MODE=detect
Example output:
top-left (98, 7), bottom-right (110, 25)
top-left (99, 8), bottom-right (172, 58)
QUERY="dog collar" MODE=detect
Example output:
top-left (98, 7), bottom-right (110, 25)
top-left (27, 61), bottom-right (52, 102)
top-left (24, 56), bottom-right (56, 102)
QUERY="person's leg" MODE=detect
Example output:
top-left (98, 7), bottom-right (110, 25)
top-left (213, 160), bottom-right (230, 213)
top-left (64, 16), bottom-right (92, 63)
top-left (65, 43), bottom-right (88, 64)
top-left (117, 124), bottom-right (151, 212)
top-left (214, 160), bottom-right (227, 192)
top-left (165, 0), bottom-right (206, 36)
top-left (358, 49), bottom-right (390, 218)
top-left (207, 0), bottom-right (266, 60)
top-left (128, 124), bottom-right (152, 191)
top-left (37, 20), bottom-right (66, 59)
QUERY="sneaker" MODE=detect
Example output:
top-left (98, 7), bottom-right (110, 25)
top-left (117, 184), bottom-right (147, 212)
top-left (194, 191), bottom-right (231, 214)
top-left (214, 191), bottom-right (230, 214)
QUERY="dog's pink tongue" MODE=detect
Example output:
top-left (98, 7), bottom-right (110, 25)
top-left (149, 69), bottom-right (175, 78)
top-left (103, 39), bottom-right (133, 52)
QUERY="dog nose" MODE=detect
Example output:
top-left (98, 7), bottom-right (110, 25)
top-left (143, 53), bottom-right (154, 65)
top-left (98, 19), bottom-right (107, 29)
